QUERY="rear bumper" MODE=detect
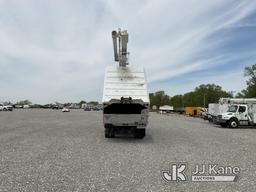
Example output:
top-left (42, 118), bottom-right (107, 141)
top-left (103, 114), bottom-right (148, 127)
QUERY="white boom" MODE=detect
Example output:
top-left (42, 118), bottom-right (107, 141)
top-left (219, 98), bottom-right (256, 104)
top-left (112, 29), bottom-right (129, 67)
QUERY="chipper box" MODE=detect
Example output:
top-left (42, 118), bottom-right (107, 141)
top-left (102, 29), bottom-right (149, 138)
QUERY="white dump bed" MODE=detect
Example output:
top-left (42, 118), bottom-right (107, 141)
top-left (102, 65), bottom-right (149, 103)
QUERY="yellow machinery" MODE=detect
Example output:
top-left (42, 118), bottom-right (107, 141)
top-left (185, 107), bottom-right (201, 116)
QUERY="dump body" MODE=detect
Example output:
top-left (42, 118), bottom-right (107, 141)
top-left (103, 66), bottom-right (149, 103)
top-left (102, 65), bottom-right (149, 138)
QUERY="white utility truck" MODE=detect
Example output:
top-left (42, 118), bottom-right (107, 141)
top-left (102, 29), bottom-right (149, 138)
top-left (217, 98), bottom-right (256, 128)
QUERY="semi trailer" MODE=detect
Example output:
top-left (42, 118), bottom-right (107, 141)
top-left (102, 29), bottom-right (149, 138)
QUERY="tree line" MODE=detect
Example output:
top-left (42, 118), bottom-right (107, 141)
top-left (2, 100), bottom-right (99, 108)
top-left (236, 64), bottom-right (256, 98)
top-left (150, 64), bottom-right (256, 109)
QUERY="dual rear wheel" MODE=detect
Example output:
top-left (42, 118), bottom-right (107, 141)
top-left (105, 126), bottom-right (115, 138)
top-left (133, 128), bottom-right (145, 139)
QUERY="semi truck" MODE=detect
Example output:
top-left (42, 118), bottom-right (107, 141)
top-left (217, 98), bottom-right (256, 128)
top-left (102, 29), bottom-right (149, 138)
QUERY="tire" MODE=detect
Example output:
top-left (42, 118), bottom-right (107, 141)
top-left (105, 127), bottom-right (111, 138)
top-left (110, 127), bottom-right (115, 138)
top-left (208, 117), bottom-right (213, 122)
top-left (134, 128), bottom-right (145, 139)
top-left (105, 126), bottom-right (115, 138)
top-left (220, 123), bottom-right (228, 128)
top-left (228, 118), bottom-right (239, 128)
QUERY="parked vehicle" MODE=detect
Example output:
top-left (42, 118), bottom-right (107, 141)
top-left (159, 105), bottom-right (174, 113)
top-left (5, 105), bottom-right (13, 111)
top-left (0, 104), bottom-right (13, 111)
top-left (52, 105), bottom-right (59, 110)
top-left (218, 98), bottom-right (256, 128)
top-left (84, 104), bottom-right (103, 111)
top-left (84, 107), bottom-right (92, 111)
top-left (102, 29), bottom-right (149, 139)
top-left (62, 107), bottom-right (70, 112)
top-left (207, 98), bottom-right (254, 123)
top-left (185, 107), bottom-right (201, 116)
top-left (200, 108), bottom-right (208, 120)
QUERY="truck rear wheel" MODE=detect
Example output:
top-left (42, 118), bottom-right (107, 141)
top-left (105, 126), bottom-right (115, 138)
top-left (105, 127), bottom-right (110, 138)
top-left (110, 127), bottom-right (115, 138)
top-left (228, 118), bottom-right (239, 128)
top-left (134, 128), bottom-right (145, 139)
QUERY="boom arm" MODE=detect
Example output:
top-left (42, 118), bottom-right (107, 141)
top-left (112, 29), bottom-right (129, 67)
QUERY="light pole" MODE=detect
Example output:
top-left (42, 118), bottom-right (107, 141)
top-left (203, 94), bottom-right (206, 108)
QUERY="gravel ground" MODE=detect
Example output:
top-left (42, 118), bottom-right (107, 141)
top-left (0, 109), bottom-right (256, 192)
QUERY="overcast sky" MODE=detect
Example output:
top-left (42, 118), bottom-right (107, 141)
top-left (0, 0), bottom-right (256, 104)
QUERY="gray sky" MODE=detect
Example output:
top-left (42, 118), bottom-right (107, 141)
top-left (0, 0), bottom-right (256, 104)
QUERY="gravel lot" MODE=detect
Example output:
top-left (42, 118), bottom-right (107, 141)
top-left (0, 109), bottom-right (256, 192)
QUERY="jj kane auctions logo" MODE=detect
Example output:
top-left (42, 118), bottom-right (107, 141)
top-left (162, 163), bottom-right (240, 182)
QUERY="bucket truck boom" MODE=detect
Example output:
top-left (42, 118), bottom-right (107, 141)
top-left (112, 29), bottom-right (129, 67)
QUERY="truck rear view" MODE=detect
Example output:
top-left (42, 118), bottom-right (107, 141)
top-left (102, 29), bottom-right (149, 138)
